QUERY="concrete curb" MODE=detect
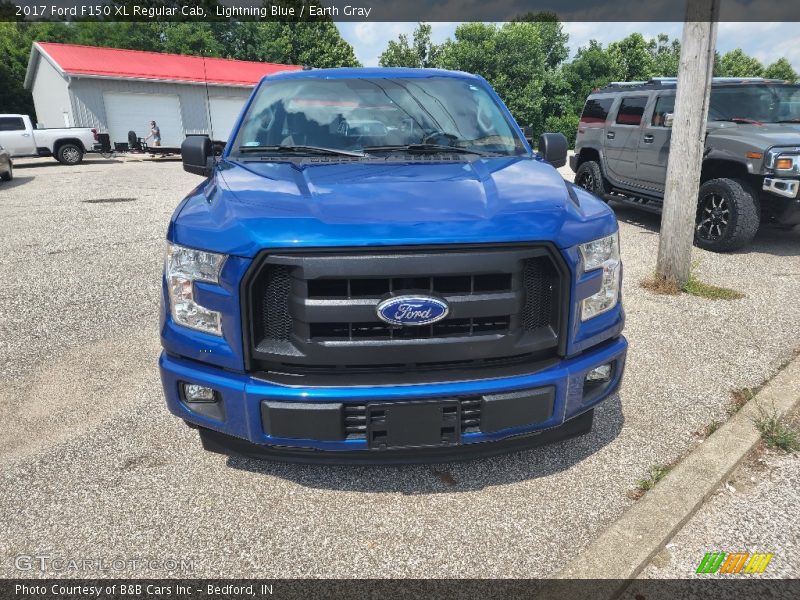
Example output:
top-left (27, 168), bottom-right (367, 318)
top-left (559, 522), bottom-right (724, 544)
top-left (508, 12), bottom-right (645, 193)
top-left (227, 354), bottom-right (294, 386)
top-left (541, 353), bottom-right (800, 598)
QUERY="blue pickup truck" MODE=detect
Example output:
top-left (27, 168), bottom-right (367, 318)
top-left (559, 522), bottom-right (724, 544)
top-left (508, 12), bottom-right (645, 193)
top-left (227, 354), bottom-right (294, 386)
top-left (159, 67), bottom-right (627, 463)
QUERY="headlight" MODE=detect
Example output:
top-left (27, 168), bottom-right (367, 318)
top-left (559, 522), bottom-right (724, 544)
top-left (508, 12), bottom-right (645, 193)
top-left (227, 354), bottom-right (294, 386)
top-left (579, 232), bottom-right (621, 320)
top-left (766, 150), bottom-right (800, 174)
top-left (165, 243), bottom-right (226, 335)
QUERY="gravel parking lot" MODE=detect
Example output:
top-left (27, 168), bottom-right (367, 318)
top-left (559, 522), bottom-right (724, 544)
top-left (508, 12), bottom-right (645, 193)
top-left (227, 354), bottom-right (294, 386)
top-left (1, 156), bottom-right (799, 578)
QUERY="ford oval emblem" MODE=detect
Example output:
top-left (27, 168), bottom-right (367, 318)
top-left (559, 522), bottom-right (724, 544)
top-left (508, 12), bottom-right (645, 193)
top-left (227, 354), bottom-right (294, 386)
top-left (376, 295), bottom-right (449, 326)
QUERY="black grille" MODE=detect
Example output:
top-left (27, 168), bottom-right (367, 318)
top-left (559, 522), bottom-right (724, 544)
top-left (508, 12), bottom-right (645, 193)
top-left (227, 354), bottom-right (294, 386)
top-left (344, 398), bottom-right (482, 440)
top-left (257, 265), bottom-right (292, 341)
top-left (308, 273), bottom-right (512, 298)
top-left (309, 316), bottom-right (510, 341)
top-left (521, 258), bottom-right (554, 331)
top-left (243, 245), bottom-right (566, 378)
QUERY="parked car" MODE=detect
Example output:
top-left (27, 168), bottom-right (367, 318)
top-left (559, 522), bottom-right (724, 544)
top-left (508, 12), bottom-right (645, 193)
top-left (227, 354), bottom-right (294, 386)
top-left (0, 144), bottom-right (11, 181)
top-left (571, 77), bottom-right (800, 251)
top-left (0, 114), bottom-right (101, 165)
top-left (160, 67), bottom-right (627, 463)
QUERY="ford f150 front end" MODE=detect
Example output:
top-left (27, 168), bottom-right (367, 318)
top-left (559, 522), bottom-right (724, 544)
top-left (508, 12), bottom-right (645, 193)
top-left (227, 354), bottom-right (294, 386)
top-left (159, 68), bottom-right (627, 463)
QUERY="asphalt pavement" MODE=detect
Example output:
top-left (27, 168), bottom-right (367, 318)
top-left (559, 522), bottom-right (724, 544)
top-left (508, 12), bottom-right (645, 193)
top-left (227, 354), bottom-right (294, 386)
top-left (1, 155), bottom-right (798, 578)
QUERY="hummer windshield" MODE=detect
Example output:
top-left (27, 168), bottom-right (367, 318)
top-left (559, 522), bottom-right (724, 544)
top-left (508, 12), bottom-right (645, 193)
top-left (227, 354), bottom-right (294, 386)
top-left (230, 76), bottom-right (527, 158)
top-left (709, 84), bottom-right (800, 124)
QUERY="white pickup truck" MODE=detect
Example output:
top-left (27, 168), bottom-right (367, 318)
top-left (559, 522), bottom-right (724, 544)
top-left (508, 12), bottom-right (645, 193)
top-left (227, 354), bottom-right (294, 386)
top-left (0, 114), bottom-right (101, 165)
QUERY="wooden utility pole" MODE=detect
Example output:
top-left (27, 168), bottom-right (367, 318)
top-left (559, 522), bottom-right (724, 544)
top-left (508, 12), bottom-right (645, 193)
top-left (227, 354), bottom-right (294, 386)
top-left (655, 0), bottom-right (720, 285)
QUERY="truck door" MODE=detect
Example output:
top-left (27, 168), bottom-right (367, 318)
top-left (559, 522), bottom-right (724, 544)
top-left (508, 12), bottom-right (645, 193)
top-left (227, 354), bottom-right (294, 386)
top-left (0, 116), bottom-right (36, 156)
top-left (635, 94), bottom-right (674, 192)
top-left (604, 95), bottom-right (648, 183)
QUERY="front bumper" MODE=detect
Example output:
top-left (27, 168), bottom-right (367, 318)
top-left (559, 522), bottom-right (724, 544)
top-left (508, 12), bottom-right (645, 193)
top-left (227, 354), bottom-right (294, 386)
top-left (159, 335), bottom-right (627, 462)
top-left (763, 177), bottom-right (799, 199)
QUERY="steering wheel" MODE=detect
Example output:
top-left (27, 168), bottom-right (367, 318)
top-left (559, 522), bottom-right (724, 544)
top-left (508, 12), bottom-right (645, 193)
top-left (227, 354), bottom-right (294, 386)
top-left (421, 131), bottom-right (460, 146)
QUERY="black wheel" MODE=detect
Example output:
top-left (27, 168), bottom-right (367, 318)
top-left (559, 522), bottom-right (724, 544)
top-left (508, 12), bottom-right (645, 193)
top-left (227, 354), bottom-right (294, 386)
top-left (57, 143), bottom-right (83, 165)
top-left (0, 161), bottom-right (11, 181)
top-left (694, 178), bottom-right (760, 252)
top-left (574, 160), bottom-right (610, 198)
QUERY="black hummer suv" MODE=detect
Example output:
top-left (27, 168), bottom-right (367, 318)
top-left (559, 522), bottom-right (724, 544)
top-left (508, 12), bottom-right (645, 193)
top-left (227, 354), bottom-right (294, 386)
top-left (571, 77), bottom-right (800, 251)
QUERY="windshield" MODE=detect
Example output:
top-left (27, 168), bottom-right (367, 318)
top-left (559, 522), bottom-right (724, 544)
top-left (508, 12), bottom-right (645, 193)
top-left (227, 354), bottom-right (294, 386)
top-left (230, 76), bottom-right (526, 157)
top-left (709, 84), bottom-right (800, 123)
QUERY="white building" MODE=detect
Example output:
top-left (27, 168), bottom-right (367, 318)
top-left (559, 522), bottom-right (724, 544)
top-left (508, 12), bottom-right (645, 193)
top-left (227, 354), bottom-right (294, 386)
top-left (24, 42), bottom-right (299, 146)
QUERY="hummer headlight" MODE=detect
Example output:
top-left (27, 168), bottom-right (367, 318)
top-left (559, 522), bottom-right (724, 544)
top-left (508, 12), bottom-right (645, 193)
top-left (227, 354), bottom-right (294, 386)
top-left (579, 232), bottom-right (621, 320)
top-left (165, 243), bottom-right (226, 335)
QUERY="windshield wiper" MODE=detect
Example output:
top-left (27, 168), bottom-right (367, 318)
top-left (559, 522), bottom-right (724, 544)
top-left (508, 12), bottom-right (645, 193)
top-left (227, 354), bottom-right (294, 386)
top-left (775, 118), bottom-right (800, 123)
top-left (364, 143), bottom-right (493, 156)
top-left (237, 145), bottom-right (368, 158)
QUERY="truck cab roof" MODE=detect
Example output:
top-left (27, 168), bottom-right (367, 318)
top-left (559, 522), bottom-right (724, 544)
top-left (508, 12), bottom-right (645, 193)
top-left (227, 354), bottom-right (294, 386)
top-left (258, 67), bottom-right (483, 84)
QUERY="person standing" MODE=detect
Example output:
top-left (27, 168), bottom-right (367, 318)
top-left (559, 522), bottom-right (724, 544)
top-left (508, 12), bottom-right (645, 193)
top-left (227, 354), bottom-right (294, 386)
top-left (144, 121), bottom-right (161, 147)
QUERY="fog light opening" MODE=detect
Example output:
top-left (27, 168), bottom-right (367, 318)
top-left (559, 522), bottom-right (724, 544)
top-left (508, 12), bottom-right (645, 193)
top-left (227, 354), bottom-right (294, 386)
top-left (182, 383), bottom-right (218, 403)
top-left (585, 364), bottom-right (612, 384)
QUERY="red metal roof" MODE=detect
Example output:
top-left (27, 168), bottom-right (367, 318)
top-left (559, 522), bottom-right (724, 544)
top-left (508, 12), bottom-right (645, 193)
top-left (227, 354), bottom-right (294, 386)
top-left (36, 42), bottom-right (301, 86)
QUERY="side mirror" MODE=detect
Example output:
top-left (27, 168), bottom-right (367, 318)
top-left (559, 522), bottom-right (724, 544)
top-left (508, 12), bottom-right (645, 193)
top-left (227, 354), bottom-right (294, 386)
top-left (664, 112), bottom-right (674, 128)
top-left (182, 135), bottom-right (213, 177)
top-left (538, 132), bottom-right (568, 168)
top-left (521, 125), bottom-right (535, 146)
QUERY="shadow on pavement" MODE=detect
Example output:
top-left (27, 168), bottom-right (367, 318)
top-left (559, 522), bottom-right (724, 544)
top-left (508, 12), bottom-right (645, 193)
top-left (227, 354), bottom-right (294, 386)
top-left (610, 200), bottom-right (799, 256)
top-left (12, 158), bottom-right (123, 168)
top-left (224, 393), bottom-right (624, 494)
top-left (609, 201), bottom-right (661, 233)
top-left (0, 175), bottom-right (35, 191)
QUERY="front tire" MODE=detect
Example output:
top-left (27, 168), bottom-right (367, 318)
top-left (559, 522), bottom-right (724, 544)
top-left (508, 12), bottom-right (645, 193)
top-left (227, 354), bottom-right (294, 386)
top-left (0, 161), bottom-right (11, 181)
top-left (694, 178), bottom-right (759, 252)
top-left (56, 143), bottom-right (83, 165)
top-left (574, 160), bottom-right (610, 199)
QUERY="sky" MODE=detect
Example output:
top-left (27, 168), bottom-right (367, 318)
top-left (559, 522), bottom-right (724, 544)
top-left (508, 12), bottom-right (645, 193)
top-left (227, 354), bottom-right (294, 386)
top-left (337, 22), bottom-right (800, 72)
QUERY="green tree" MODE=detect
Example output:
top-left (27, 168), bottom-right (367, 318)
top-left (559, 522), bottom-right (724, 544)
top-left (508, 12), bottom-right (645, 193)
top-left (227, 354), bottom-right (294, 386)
top-left (716, 48), bottom-right (764, 77)
top-left (764, 57), bottom-right (797, 82)
top-left (650, 33), bottom-right (681, 77)
top-left (511, 11), bottom-right (569, 69)
top-left (161, 23), bottom-right (224, 56)
top-left (436, 21), bottom-right (570, 138)
top-left (607, 33), bottom-right (655, 81)
top-left (379, 23), bottom-right (440, 68)
top-left (243, 21), bottom-right (359, 67)
top-left (562, 40), bottom-right (616, 112)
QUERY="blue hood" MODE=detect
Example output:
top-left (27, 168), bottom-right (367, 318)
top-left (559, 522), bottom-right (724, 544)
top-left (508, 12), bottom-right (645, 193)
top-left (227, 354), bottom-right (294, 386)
top-left (170, 156), bottom-right (617, 257)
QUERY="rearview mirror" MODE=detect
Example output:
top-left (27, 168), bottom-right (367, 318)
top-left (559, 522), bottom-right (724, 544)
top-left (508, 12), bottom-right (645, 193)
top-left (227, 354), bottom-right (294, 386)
top-left (182, 135), bottom-right (213, 177)
top-left (538, 132), bottom-right (568, 168)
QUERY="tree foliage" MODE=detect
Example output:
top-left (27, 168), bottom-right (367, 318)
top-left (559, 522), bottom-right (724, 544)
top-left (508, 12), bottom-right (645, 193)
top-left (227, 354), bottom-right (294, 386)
top-left (716, 48), bottom-right (764, 77)
top-left (435, 20), bottom-right (570, 138)
top-left (379, 23), bottom-right (440, 68)
top-left (764, 57), bottom-right (797, 83)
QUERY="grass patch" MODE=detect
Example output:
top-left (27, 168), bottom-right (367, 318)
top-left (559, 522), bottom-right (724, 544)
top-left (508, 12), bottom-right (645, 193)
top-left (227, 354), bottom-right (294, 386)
top-left (729, 388), bottom-right (755, 416)
top-left (636, 463), bottom-right (674, 493)
top-left (682, 271), bottom-right (745, 300)
top-left (753, 406), bottom-right (800, 452)
top-left (704, 419), bottom-right (722, 437)
top-left (640, 265), bottom-right (744, 300)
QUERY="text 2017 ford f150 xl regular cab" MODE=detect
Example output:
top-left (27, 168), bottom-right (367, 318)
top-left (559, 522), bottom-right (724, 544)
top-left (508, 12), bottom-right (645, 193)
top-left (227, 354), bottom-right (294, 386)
top-left (159, 68), bottom-right (627, 462)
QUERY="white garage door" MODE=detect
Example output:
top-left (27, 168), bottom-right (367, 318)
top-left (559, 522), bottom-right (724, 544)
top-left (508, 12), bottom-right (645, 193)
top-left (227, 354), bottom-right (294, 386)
top-left (208, 97), bottom-right (247, 143)
top-left (104, 92), bottom-right (184, 147)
